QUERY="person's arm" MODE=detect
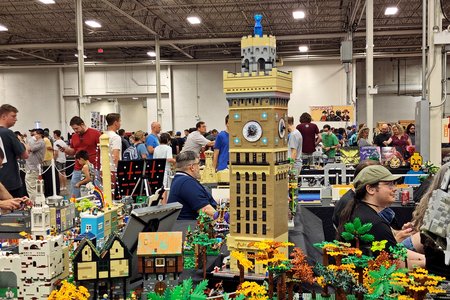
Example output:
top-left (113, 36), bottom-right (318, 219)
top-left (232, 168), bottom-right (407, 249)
top-left (0, 182), bottom-right (13, 199)
top-left (315, 133), bottom-right (322, 146)
top-left (0, 198), bottom-right (23, 212)
top-left (406, 136), bottom-right (412, 146)
top-left (75, 165), bottom-right (91, 188)
top-left (199, 204), bottom-right (216, 218)
top-left (290, 148), bottom-right (297, 160)
top-left (213, 149), bottom-right (220, 170)
top-left (64, 146), bottom-right (75, 156)
top-left (384, 137), bottom-right (393, 146)
top-left (111, 149), bottom-right (120, 167)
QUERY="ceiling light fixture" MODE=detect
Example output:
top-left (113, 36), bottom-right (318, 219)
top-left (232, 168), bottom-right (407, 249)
top-left (293, 10), bottom-right (305, 19)
top-left (147, 51), bottom-right (156, 57)
top-left (38, 0), bottom-right (55, 4)
top-left (85, 20), bottom-right (102, 28)
top-left (384, 6), bottom-right (398, 15)
top-left (74, 54), bottom-right (87, 59)
top-left (298, 45), bottom-right (309, 52)
top-left (0, 25), bottom-right (8, 32)
top-left (187, 16), bottom-right (201, 25)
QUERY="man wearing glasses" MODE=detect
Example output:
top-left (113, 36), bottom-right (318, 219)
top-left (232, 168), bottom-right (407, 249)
top-left (63, 116), bottom-right (101, 197)
top-left (167, 151), bottom-right (217, 220)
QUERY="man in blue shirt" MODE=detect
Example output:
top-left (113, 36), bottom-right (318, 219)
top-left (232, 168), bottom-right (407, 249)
top-left (168, 151), bottom-right (217, 220)
top-left (213, 115), bottom-right (229, 171)
top-left (145, 121), bottom-right (161, 159)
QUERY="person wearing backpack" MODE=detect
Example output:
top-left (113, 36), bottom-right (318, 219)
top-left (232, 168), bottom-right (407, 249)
top-left (134, 130), bottom-right (149, 159)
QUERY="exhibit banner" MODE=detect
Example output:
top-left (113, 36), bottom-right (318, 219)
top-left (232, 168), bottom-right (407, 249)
top-left (310, 105), bottom-right (354, 122)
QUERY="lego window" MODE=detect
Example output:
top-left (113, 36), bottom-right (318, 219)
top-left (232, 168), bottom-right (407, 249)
top-left (253, 197), bottom-right (257, 208)
top-left (262, 224), bottom-right (267, 235)
top-left (86, 224), bottom-right (92, 232)
top-left (237, 183), bottom-right (240, 194)
top-left (237, 196), bottom-right (241, 207)
top-left (262, 211), bottom-right (266, 222)
top-left (237, 223), bottom-right (241, 233)
top-left (236, 153), bottom-right (240, 163)
top-left (246, 223), bottom-right (250, 234)
top-left (245, 153), bottom-right (250, 163)
top-left (167, 258), bottom-right (175, 267)
top-left (253, 224), bottom-right (258, 234)
top-left (245, 172), bottom-right (249, 181)
top-left (246, 210), bottom-right (250, 221)
top-left (245, 197), bottom-right (250, 207)
top-left (262, 172), bottom-right (266, 181)
top-left (236, 172), bottom-right (240, 180)
top-left (145, 259), bottom-right (153, 267)
top-left (262, 153), bottom-right (266, 163)
top-left (262, 198), bottom-right (266, 208)
top-left (253, 211), bottom-right (257, 221)
top-left (252, 172), bottom-right (257, 181)
top-left (253, 184), bottom-right (257, 193)
top-left (237, 210), bottom-right (241, 220)
top-left (30, 245), bottom-right (39, 250)
top-left (155, 258), bottom-right (165, 267)
top-left (245, 184), bottom-right (249, 194)
top-left (262, 184), bottom-right (266, 195)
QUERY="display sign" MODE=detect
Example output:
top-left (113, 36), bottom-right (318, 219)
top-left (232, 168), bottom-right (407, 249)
top-left (310, 105), bottom-right (354, 122)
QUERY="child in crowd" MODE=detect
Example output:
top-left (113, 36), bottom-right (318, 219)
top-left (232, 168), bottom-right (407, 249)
top-left (74, 150), bottom-right (95, 189)
top-left (153, 133), bottom-right (176, 204)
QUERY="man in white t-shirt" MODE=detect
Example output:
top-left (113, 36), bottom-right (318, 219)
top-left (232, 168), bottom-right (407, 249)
top-left (53, 130), bottom-right (67, 191)
top-left (287, 116), bottom-right (303, 174)
top-left (105, 113), bottom-right (122, 172)
top-left (180, 121), bottom-right (214, 155)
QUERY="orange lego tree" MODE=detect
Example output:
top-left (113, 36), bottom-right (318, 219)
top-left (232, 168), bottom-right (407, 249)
top-left (248, 240), bottom-right (293, 299)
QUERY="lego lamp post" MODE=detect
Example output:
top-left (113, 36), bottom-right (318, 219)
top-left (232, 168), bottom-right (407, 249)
top-left (100, 133), bottom-right (112, 206)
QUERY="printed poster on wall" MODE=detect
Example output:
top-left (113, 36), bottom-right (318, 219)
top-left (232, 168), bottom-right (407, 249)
top-left (310, 105), bottom-right (354, 122)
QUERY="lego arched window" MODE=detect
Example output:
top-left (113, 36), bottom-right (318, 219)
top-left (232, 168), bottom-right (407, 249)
top-left (243, 59), bottom-right (249, 71)
top-left (30, 245), bottom-right (39, 250)
top-left (262, 173), bottom-right (266, 181)
top-left (252, 172), bottom-right (257, 181)
top-left (245, 172), bottom-right (249, 181)
top-left (258, 58), bottom-right (265, 72)
top-left (54, 242), bottom-right (59, 247)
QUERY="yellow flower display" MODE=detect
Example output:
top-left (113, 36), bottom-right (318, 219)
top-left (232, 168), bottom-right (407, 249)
top-left (48, 280), bottom-right (90, 300)
top-left (236, 281), bottom-right (268, 300)
top-left (370, 240), bottom-right (387, 252)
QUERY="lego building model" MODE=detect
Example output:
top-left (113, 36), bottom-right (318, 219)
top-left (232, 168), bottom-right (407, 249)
top-left (0, 179), bottom-right (69, 300)
top-left (137, 232), bottom-right (183, 294)
top-left (224, 14), bottom-right (292, 275)
top-left (72, 234), bottom-right (132, 299)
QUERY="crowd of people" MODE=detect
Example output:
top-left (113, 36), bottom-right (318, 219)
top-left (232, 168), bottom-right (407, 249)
top-left (0, 104), bottom-right (229, 222)
top-left (290, 112), bottom-right (416, 165)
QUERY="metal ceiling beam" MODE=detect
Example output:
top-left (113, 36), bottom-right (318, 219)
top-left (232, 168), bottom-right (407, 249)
top-left (11, 49), bottom-right (55, 62)
top-left (98, 0), bottom-right (193, 59)
top-left (0, 29), bottom-right (423, 51)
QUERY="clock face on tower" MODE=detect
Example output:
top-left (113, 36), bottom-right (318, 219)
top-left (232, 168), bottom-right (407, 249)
top-left (278, 118), bottom-right (286, 138)
top-left (242, 120), bottom-right (263, 142)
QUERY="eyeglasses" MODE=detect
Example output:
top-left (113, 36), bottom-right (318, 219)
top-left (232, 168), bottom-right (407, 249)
top-left (379, 181), bottom-right (396, 188)
top-left (190, 162), bottom-right (200, 167)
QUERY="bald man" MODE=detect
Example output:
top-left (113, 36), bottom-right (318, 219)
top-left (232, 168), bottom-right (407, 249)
top-left (373, 123), bottom-right (392, 148)
top-left (145, 121), bottom-right (161, 159)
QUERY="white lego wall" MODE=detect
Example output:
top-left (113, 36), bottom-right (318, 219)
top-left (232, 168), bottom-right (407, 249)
top-left (0, 58), bottom-right (434, 135)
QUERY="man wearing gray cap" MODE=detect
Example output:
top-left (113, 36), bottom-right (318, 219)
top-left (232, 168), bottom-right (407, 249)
top-left (337, 165), bottom-right (425, 267)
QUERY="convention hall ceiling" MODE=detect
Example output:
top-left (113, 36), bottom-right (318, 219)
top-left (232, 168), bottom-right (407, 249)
top-left (0, 0), bottom-right (449, 65)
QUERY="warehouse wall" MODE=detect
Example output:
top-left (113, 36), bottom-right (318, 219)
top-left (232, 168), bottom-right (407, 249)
top-left (0, 58), bottom-right (431, 136)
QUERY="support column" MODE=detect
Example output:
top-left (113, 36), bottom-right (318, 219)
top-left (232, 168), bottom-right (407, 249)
top-left (428, 0), bottom-right (443, 163)
top-left (155, 37), bottom-right (163, 123)
top-left (365, 0), bottom-right (374, 140)
top-left (58, 68), bottom-right (66, 137)
top-left (75, 0), bottom-right (86, 101)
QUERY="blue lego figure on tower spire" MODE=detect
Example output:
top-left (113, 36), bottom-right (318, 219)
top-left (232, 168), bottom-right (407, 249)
top-left (254, 14), bottom-right (263, 37)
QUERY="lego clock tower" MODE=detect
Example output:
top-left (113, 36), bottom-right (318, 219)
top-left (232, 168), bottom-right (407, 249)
top-left (224, 15), bottom-right (292, 275)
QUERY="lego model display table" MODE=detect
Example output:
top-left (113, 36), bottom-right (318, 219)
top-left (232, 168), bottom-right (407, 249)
top-left (299, 203), bottom-right (415, 242)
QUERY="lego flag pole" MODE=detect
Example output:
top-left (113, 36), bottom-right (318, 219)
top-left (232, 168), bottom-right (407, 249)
top-left (100, 134), bottom-right (112, 206)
